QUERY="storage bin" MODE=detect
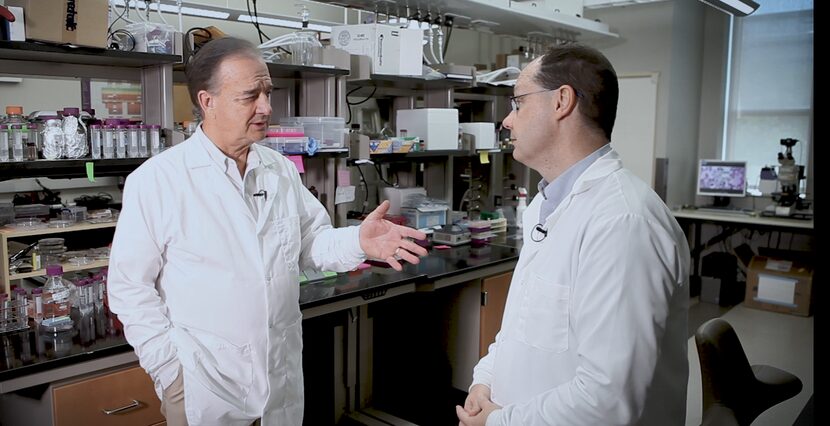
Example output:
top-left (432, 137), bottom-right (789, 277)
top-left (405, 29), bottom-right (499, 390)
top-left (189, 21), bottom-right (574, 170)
top-left (126, 22), bottom-right (176, 54)
top-left (279, 117), bottom-right (346, 149)
top-left (401, 206), bottom-right (448, 229)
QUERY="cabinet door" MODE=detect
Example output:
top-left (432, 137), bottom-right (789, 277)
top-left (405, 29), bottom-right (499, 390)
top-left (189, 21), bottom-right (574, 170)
top-left (480, 271), bottom-right (512, 357)
top-left (53, 365), bottom-right (164, 426)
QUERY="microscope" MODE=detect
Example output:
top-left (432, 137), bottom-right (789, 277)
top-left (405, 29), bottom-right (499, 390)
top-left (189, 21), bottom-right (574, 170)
top-left (771, 138), bottom-right (808, 216)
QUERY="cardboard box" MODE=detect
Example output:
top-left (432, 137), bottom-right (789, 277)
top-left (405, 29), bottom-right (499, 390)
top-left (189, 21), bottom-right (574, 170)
top-left (331, 24), bottom-right (422, 76)
top-left (7, 0), bottom-right (109, 48)
top-left (744, 255), bottom-right (813, 316)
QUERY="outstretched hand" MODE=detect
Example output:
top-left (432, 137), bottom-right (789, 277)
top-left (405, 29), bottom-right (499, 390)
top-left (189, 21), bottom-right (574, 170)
top-left (359, 201), bottom-right (428, 271)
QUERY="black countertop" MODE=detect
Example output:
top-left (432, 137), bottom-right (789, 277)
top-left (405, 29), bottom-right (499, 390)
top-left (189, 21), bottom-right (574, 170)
top-left (1, 243), bottom-right (520, 384)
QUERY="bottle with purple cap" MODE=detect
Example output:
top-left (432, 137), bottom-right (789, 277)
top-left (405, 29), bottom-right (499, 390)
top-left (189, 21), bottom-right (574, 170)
top-left (41, 265), bottom-right (74, 332)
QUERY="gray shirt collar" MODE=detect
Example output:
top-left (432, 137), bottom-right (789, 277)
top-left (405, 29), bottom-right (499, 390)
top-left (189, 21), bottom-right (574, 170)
top-left (537, 143), bottom-right (612, 224)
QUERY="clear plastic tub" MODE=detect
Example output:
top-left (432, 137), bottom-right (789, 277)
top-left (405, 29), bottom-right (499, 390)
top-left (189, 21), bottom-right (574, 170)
top-left (279, 117), bottom-right (345, 149)
top-left (126, 22), bottom-right (176, 54)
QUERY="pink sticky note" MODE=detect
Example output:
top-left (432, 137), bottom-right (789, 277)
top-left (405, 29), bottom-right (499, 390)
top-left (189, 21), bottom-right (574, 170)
top-left (434, 245), bottom-right (452, 250)
top-left (356, 262), bottom-right (372, 270)
top-left (287, 155), bottom-right (305, 173)
top-left (338, 168), bottom-right (351, 186)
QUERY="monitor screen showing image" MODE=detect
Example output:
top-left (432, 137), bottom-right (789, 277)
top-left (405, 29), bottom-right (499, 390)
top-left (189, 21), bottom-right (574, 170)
top-left (697, 160), bottom-right (747, 197)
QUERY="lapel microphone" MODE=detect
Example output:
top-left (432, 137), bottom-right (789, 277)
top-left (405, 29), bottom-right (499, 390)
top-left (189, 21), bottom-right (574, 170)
top-left (253, 190), bottom-right (268, 201)
top-left (531, 224), bottom-right (548, 242)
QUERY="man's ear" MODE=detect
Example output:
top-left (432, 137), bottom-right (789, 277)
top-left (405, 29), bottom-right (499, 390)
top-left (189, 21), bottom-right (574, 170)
top-left (553, 85), bottom-right (579, 119)
top-left (197, 89), bottom-right (213, 113)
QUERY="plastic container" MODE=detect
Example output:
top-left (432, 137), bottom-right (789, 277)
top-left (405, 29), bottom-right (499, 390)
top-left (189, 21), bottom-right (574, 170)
top-left (89, 124), bottom-right (102, 159)
top-left (126, 22), bottom-right (176, 54)
top-left (102, 125), bottom-right (115, 159)
top-left (149, 125), bottom-right (162, 156)
top-left (279, 117), bottom-right (346, 149)
top-left (10, 124), bottom-right (24, 161)
top-left (115, 125), bottom-right (128, 158)
top-left (139, 124), bottom-right (150, 157)
top-left (25, 123), bottom-right (39, 160)
top-left (127, 125), bottom-right (140, 158)
top-left (41, 265), bottom-right (74, 332)
top-left (401, 206), bottom-right (448, 229)
top-left (0, 125), bottom-right (8, 162)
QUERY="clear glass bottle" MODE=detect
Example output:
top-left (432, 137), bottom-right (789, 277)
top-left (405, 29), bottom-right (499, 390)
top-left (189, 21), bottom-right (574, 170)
top-left (10, 124), bottom-right (24, 161)
top-left (150, 125), bottom-right (162, 156)
top-left (41, 265), bottom-right (74, 332)
top-left (89, 124), bottom-right (102, 159)
top-left (115, 125), bottom-right (128, 159)
top-left (138, 124), bottom-right (149, 157)
top-left (0, 125), bottom-right (9, 162)
top-left (102, 125), bottom-right (115, 159)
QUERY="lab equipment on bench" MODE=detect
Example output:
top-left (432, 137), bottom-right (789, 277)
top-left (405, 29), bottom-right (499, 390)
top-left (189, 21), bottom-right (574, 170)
top-left (396, 109), bottom-right (460, 150)
top-left (770, 138), bottom-right (809, 216)
top-left (432, 224), bottom-right (471, 246)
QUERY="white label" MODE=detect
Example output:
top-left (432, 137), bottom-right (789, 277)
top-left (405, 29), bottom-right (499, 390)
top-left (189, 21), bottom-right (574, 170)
top-left (764, 259), bottom-right (793, 272)
top-left (756, 273), bottom-right (797, 306)
top-left (335, 186), bottom-right (356, 205)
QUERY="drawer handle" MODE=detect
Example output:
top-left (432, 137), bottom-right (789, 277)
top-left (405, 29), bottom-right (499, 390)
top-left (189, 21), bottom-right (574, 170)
top-left (102, 399), bottom-right (142, 415)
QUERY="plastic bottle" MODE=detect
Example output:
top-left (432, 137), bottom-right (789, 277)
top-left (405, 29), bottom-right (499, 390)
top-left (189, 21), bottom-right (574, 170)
top-left (150, 125), bottom-right (162, 156)
top-left (2, 106), bottom-right (25, 126)
top-left (31, 288), bottom-right (44, 324)
top-left (115, 125), bottom-right (128, 158)
top-left (102, 125), bottom-right (115, 159)
top-left (127, 124), bottom-right (140, 158)
top-left (89, 124), bottom-right (102, 159)
top-left (41, 265), bottom-right (74, 332)
top-left (138, 124), bottom-right (149, 157)
top-left (10, 124), bottom-right (24, 161)
top-left (516, 187), bottom-right (528, 232)
top-left (0, 125), bottom-right (9, 162)
top-left (25, 123), bottom-right (39, 160)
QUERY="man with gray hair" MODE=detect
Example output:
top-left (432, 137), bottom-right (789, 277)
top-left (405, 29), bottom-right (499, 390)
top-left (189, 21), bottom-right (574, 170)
top-left (109, 37), bottom-right (427, 425)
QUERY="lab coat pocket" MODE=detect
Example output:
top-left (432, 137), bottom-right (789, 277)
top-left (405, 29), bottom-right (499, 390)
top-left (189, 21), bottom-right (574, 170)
top-left (264, 215), bottom-right (301, 275)
top-left (171, 325), bottom-right (253, 413)
top-left (519, 274), bottom-right (570, 353)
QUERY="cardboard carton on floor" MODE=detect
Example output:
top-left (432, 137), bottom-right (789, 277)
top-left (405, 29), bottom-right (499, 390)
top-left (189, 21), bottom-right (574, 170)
top-left (744, 255), bottom-right (813, 316)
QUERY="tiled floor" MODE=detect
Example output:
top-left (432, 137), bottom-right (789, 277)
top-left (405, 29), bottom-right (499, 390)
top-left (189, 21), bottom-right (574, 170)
top-left (685, 300), bottom-right (814, 425)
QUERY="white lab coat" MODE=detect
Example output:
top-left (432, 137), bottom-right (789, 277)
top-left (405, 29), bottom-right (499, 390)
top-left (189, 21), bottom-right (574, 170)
top-left (108, 130), bottom-right (365, 426)
top-left (473, 150), bottom-right (690, 425)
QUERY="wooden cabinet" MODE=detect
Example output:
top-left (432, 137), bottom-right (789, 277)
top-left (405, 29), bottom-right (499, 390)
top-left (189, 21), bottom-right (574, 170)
top-left (480, 271), bottom-right (512, 357)
top-left (52, 365), bottom-right (163, 426)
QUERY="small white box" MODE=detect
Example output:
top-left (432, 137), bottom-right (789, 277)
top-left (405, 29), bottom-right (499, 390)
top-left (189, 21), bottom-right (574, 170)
top-left (331, 24), bottom-right (422, 76)
top-left (460, 122), bottom-right (496, 150)
top-left (382, 187), bottom-right (427, 215)
top-left (7, 6), bottom-right (26, 41)
top-left (396, 109), bottom-right (459, 151)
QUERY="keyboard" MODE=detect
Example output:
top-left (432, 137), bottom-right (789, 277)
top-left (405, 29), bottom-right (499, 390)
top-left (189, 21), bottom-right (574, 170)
top-left (695, 207), bottom-right (754, 215)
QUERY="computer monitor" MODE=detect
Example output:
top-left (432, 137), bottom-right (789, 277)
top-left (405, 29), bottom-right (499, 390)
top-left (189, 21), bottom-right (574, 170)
top-left (696, 160), bottom-right (747, 206)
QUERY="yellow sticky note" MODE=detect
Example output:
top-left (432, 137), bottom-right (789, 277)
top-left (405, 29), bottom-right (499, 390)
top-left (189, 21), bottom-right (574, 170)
top-left (479, 151), bottom-right (490, 164)
top-left (86, 162), bottom-right (95, 182)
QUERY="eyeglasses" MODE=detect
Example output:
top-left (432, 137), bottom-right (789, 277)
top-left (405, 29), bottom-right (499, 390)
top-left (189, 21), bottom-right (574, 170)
top-left (509, 86), bottom-right (583, 112)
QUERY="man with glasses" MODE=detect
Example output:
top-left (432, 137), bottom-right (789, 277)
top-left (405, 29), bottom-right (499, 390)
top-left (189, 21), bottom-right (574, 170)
top-left (457, 44), bottom-right (690, 425)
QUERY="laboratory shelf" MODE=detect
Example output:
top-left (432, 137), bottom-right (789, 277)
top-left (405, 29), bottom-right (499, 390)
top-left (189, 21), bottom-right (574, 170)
top-left (347, 74), bottom-right (474, 96)
top-left (0, 41), bottom-right (181, 77)
top-left (0, 221), bottom-right (117, 238)
top-left (0, 41), bottom-right (181, 66)
top-left (9, 259), bottom-right (109, 280)
top-left (365, 148), bottom-right (513, 162)
top-left (456, 84), bottom-right (515, 96)
top-left (0, 158), bottom-right (147, 181)
top-left (266, 62), bottom-right (350, 79)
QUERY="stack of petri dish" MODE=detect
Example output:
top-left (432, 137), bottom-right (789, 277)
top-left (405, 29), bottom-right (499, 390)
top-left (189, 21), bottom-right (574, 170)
top-left (38, 238), bottom-right (67, 266)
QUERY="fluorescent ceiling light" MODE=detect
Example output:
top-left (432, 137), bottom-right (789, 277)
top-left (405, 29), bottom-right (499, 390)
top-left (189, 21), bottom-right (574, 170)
top-left (699, 0), bottom-right (759, 16)
top-left (237, 15), bottom-right (331, 33)
top-left (113, 1), bottom-right (230, 19)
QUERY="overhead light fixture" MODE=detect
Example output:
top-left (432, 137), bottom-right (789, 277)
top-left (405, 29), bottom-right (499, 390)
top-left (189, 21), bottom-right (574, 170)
top-left (237, 15), bottom-right (331, 33)
top-left (699, 0), bottom-right (759, 17)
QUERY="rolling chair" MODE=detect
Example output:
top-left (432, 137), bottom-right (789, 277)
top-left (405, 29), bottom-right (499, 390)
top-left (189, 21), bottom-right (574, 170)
top-left (695, 318), bottom-right (802, 425)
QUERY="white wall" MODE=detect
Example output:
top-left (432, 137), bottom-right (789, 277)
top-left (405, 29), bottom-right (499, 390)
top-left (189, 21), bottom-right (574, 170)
top-left (586, 0), bottom-right (707, 206)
